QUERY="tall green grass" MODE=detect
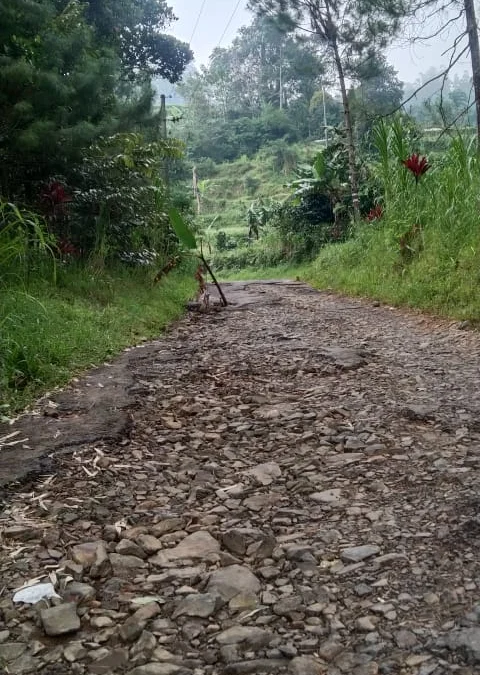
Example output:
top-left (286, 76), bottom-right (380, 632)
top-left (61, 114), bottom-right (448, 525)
top-left (308, 122), bottom-right (480, 319)
top-left (0, 264), bottom-right (196, 415)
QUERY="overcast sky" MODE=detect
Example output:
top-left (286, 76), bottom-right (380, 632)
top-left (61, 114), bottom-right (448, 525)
top-left (167, 0), bottom-right (471, 83)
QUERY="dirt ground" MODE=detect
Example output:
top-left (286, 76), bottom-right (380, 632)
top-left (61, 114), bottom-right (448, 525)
top-left (1, 280), bottom-right (480, 675)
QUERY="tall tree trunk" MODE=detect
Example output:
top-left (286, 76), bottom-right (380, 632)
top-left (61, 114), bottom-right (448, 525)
top-left (464, 0), bottom-right (480, 148)
top-left (331, 38), bottom-right (360, 221)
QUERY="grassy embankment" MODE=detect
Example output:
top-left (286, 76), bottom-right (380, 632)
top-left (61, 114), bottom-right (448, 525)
top-left (216, 129), bottom-right (480, 321)
top-left (0, 265), bottom-right (196, 415)
top-left (196, 142), bottom-right (319, 271)
top-left (305, 132), bottom-right (480, 320)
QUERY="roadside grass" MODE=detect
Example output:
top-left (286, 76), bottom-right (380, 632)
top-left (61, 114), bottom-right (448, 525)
top-left (305, 128), bottom-right (480, 321)
top-left (0, 264), bottom-right (196, 414)
top-left (220, 263), bottom-right (309, 281)
top-left (306, 232), bottom-right (480, 320)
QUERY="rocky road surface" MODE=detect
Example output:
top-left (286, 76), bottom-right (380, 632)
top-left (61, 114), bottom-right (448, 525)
top-left (1, 280), bottom-right (480, 675)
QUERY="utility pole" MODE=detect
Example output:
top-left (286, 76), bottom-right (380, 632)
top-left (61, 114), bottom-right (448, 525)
top-left (279, 45), bottom-right (283, 109)
top-left (160, 94), bottom-right (167, 140)
top-left (322, 85), bottom-right (328, 146)
top-left (193, 166), bottom-right (201, 214)
top-left (159, 94), bottom-right (169, 184)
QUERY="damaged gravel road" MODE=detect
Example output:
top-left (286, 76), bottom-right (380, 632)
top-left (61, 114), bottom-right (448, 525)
top-left (2, 280), bottom-right (480, 675)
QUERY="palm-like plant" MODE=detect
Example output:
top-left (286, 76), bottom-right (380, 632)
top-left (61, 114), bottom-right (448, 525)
top-left (247, 199), bottom-right (271, 239)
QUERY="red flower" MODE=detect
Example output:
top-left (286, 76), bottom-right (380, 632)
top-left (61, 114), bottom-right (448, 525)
top-left (366, 205), bottom-right (383, 222)
top-left (402, 154), bottom-right (430, 183)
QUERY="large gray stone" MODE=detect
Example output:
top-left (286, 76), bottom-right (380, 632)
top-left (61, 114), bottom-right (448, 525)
top-left (310, 489), bottom-right (344, 505)
top-left (72, 541), bottom-right (107, 568)
top-left (289, 656), bottom-right (327, 675)
top-left (150, 531), bottom-right (219, 564)
top-left (340, 545), bottom-right (380, 563)
top-left (0, 643), bottom-right (27, 662)
top-left (120, 602), bottom-right (161, 643)
top-left (110, 553), bottom-right (146, 574)
top-left (116, 539), bottom-right (147, 559)
top-left (445, 627), bottom-right (480, 663)
top-left (63, 581), bottom-right (96, 604)
top-left (244, 462), bottom-right (281, 486)
top-left (89, 649), bottom-right (129, 674)
top-left (207, 564), bottom-right (261, 601)
top-left (40, 603), bottom-right (80, 636)
top-left (126, 665), bottom-right (192, 675)
top-left (172, 593), bottom-right (221, 619)
top-left (216, 626), bottom-right (273, 649)
top-left (273, 595), bottom-right (305, 616)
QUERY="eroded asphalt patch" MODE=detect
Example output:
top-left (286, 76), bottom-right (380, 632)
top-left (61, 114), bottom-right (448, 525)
top-left (1, 281), bottom-right (480, 675)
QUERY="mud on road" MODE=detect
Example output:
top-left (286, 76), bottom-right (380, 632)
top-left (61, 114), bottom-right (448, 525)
top-left (1, 281), bottom-right (480, 675)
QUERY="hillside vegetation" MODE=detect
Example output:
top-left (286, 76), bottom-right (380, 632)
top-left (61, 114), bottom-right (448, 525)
top-left (0, 1), bottom-right (197, 414)
top-left (175, 4), bottom-right (480, 320)
top-left (306, 129), bottom-right (480, 320)
top-left (193, 141), bottom-right (323, 269)
top-left (4, 0), bottom-right (480, 417)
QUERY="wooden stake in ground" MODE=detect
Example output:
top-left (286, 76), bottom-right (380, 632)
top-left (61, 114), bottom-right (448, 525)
top-left (168, 207), bottom-right (228, 307)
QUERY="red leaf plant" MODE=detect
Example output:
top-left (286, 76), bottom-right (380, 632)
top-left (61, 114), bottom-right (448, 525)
top-left (40, 181), bottom-right (72, 219)
top-left (57, 238), bottom-right (80, 257)
top-left (366, 204), bottom-right (383, 222)
top-left (402, 154), bottom-right (430, 183)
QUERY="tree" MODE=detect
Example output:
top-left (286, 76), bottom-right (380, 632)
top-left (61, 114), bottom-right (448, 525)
top-left (230, 16), bottom-right (324, 111)
top-left (351, 55), bottom-right (404, 136)
top-left (248, 0), bottom-right (409, 220)
top-left (400, 1), bottom-right (480, 145)
top-left (82, 0), bottom-right (193, 80)
top-left (0, 0), bottom-right (193, 261)
top-left (178, 15), bottom-right (325, 162)
top-left (0, 0), bottom-right (118, 199)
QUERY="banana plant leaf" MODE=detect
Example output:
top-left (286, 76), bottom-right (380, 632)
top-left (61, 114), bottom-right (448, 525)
top-left (168, 207), bottom-right (197, 250)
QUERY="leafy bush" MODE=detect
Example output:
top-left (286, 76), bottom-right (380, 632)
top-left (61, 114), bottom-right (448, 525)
top-left (244, 176), bottom-right (261, 195)
top-left (215, 230), bottom-right (238, 251)
top-left (70, 133), bottom-right (184, 259)
top-left (212, 241), bottom-right (286, 271)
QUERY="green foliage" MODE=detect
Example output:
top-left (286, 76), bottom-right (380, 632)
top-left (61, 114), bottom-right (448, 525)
top-left (0, 0), bottom-right (196, 417)
top-left (0, 0), bottom-right (117, 199)
top-left (183, 106), bottom-right (301, 163)
top-left (84, 0), bottom-right (192, 80)
top-left (247, 199), bottom-right (272, 239)
top-left (0, 201), bottom-right (56, 280)
top-left (72, 133), bottom-right (184, 257)
top-left (258, 140), bottom-right (301, 173)
top-left (215, 231), bottom-right (238, 252)
top-left (268, 137), bottom-right (364, 259)
top-left (350, 55), bottom-right (404, 136)
top-left (307, 124), bottom-right (480, 318)
top-left (178, 15), bottom-right (324, 163)
top-left (220, 262), bottom-right (307, 281)
top-left (0, 264), bottom-right (196, 412)
top-left (0, 0), bottom-right (192, 225)
top-left (168, 207), bottom-right (197, 250)
top-left (212, 232), bottom-right (289, 271)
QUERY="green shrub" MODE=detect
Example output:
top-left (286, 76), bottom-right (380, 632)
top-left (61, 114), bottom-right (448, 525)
top-left (308, 121), bottom-right (480, 319)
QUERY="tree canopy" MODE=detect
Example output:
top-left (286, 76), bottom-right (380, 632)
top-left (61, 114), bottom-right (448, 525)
top-left (0, 0), bottom-right (193, 258)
